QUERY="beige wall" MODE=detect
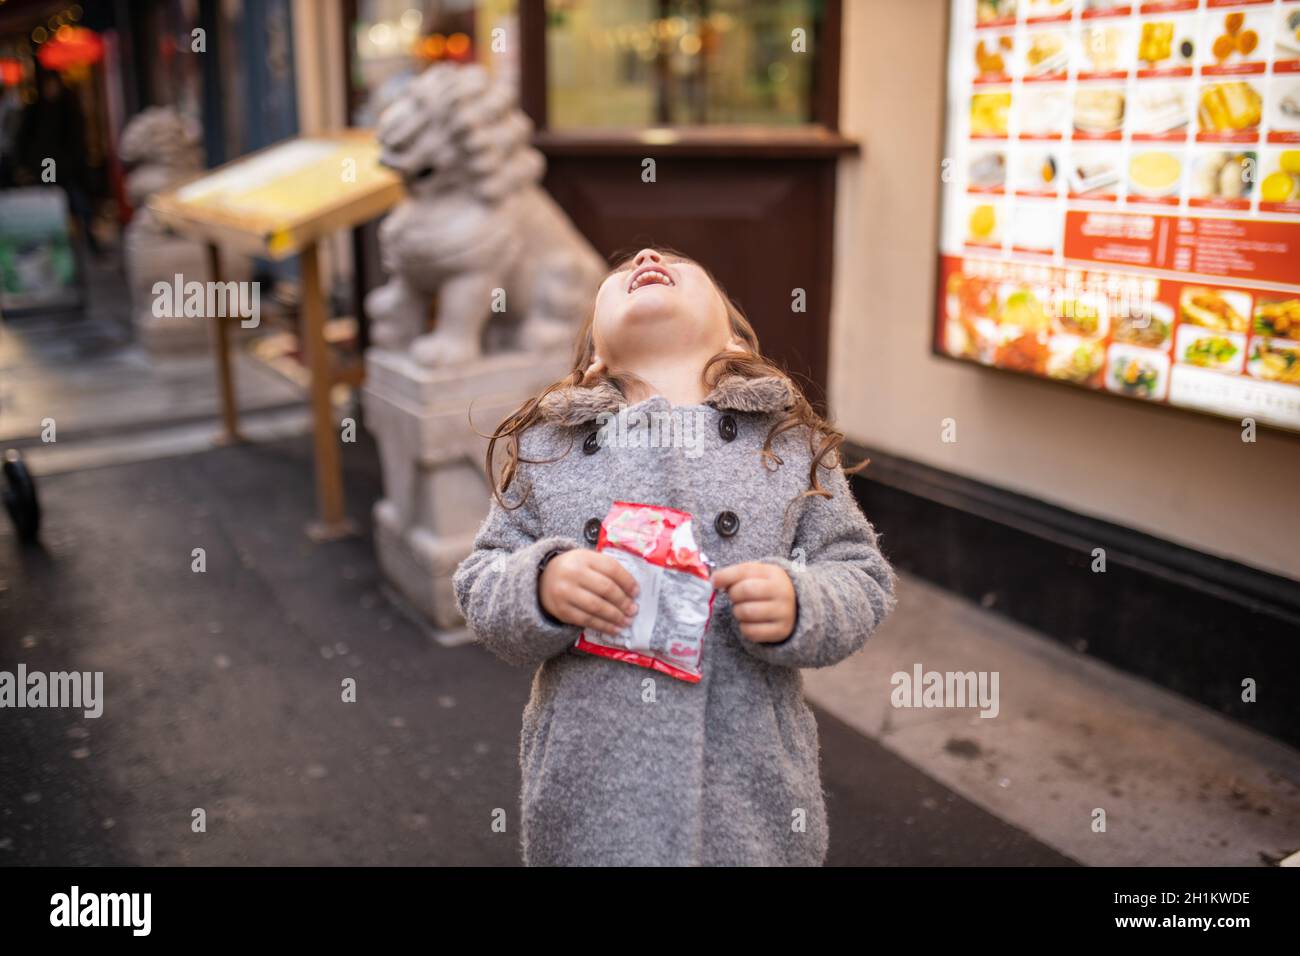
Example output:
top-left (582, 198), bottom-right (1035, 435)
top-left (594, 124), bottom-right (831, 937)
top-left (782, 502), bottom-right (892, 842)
top-left (829, 0), bottom-right (1299, 581)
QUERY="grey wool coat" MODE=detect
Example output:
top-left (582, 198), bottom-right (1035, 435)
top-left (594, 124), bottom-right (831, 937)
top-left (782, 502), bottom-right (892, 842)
top-left (453, 374), bottom-right (897, 866)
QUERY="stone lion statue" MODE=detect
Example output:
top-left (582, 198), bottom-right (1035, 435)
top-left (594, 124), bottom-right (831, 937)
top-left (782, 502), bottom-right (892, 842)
top-left (121, 108), bottom-right (241, 353)
top-left (366, 63), bottom-right (605, 366)
top-left (120, 106), bottom-right (204, 209)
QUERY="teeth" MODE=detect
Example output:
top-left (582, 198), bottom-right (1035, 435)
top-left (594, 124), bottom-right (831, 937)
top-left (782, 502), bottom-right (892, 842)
top-left (630, 269), bottom-right (673, 291)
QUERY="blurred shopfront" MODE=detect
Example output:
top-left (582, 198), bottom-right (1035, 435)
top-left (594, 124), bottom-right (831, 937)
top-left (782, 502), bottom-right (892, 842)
top-left (0, 0), bottom-right (303, 303)
top-left (0, 0), bottom-right (301, 206)
top-left (1, 2), bottom-right (123, 308)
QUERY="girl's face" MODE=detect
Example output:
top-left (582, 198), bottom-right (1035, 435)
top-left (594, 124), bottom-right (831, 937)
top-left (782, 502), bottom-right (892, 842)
top-left (591, 249), bottom-right (732, 368)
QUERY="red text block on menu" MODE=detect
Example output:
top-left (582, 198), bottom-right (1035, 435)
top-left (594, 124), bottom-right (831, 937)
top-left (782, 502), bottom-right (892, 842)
top-left (1063, 210), bottom-right (1300, 286)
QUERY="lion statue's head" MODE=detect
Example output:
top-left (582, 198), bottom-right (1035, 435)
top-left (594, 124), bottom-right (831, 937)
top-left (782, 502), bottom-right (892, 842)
top-left (374, 63), bottom-right (544, 203)
top-left (119, 106), bottom-right (203, 208)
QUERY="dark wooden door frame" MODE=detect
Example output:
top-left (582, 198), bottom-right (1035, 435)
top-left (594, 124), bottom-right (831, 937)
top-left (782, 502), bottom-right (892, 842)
top-left (812, 0), bottom-right (844, 130)
top-left (518, 0), bottom-right (549, 129)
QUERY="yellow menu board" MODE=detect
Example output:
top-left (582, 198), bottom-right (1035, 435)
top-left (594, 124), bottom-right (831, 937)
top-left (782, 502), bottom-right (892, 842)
top-left (151, 131), bottom-right (403, 260)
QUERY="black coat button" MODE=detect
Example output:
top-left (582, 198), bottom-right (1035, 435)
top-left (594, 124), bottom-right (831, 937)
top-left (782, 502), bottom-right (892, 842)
top-left (718, 414), bottom-right (737, 442)
top-left (583, 517), bottom-right (602, 545)
top-left (582, 431), bottom-right (601, 455)
top-left (715, 510), bottom-right (739, 537)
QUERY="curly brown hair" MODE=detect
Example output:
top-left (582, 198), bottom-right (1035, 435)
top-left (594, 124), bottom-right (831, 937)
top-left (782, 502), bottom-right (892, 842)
top-left (484, 251), bottom-right (863, 508)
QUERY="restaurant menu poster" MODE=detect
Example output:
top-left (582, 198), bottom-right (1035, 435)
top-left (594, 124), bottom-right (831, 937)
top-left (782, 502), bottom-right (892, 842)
top-left (937, 0), bottom-right (1300, 431)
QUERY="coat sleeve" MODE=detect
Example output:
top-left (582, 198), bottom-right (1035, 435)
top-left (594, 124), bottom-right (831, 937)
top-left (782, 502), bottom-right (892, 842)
top-left (453, 476), bottom-right (582, 668)
top-left (742, 462), bottom-right (897, 670)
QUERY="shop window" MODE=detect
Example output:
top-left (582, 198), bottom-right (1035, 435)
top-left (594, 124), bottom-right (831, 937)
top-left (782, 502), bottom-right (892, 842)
top-left (348, 0), bottom-right (519, 125)
top-left (545, 0), bottom-right (819, 128)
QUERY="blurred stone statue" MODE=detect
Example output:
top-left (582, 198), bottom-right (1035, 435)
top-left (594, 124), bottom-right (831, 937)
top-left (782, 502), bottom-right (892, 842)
top-left (366, 63), bottom-right (604, 366)
top-left (121, 107), bottom-right (245, 353)
top-left (121, 107), bottom-right (203, 209)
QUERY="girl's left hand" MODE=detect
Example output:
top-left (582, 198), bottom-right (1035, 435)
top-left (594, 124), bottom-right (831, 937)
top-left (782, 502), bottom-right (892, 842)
top-left (711, 562), bottom-right (797, 644)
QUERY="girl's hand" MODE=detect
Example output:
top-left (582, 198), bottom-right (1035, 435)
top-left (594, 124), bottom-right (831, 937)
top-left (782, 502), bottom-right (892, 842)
top-left (711, 562), bottom-right (797, 644)
top-left (540, 549), bottom-right (639, 636)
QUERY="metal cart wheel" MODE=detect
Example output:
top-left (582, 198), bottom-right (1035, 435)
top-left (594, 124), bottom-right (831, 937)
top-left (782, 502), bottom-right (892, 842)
top-left (2, 450), bottom-right (40, 544)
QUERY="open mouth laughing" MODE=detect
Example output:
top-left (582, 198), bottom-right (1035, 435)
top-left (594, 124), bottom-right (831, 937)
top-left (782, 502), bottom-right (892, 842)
top-left (627, 264), bottom-right (676, 294)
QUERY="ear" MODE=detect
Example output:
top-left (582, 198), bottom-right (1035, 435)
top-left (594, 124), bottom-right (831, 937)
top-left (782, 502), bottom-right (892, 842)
top-left (580, 356), bottom-right (606, 385)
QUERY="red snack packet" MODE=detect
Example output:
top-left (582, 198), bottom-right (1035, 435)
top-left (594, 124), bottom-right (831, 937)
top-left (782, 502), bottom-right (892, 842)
top-left (574, 501), bottom-right (717, 683)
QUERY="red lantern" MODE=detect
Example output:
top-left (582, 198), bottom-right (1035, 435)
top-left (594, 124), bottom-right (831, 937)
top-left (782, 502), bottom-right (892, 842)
top-left (0, 59), bottom-right (21, 86)
top-left (36, 26), bottom-right (104, 71)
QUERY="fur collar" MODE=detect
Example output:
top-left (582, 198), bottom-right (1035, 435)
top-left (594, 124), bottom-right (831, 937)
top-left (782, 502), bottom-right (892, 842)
top-left (538, 374), bottom-right (797, 426)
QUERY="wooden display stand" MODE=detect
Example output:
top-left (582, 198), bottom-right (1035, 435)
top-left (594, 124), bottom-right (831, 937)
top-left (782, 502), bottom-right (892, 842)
top-left (151, 131), bottom-right (404, 540)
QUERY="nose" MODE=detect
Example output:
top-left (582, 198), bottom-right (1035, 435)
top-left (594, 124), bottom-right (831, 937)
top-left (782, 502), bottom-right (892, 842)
top-left (633, 248), bottom-right (662, 267)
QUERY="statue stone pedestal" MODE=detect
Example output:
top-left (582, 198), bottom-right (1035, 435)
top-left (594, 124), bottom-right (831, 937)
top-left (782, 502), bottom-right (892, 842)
top-left (363, 347), bottom-right (571, 630)
top-left (125, 221), bottom-right (215, 355)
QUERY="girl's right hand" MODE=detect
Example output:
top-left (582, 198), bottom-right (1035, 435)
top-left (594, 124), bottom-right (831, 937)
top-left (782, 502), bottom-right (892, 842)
top-left (539, 549), bottom-right (639, 636)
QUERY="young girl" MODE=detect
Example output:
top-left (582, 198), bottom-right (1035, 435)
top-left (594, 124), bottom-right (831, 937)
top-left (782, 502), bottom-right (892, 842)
top-left (454, 248), bottom-right (897, 866)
